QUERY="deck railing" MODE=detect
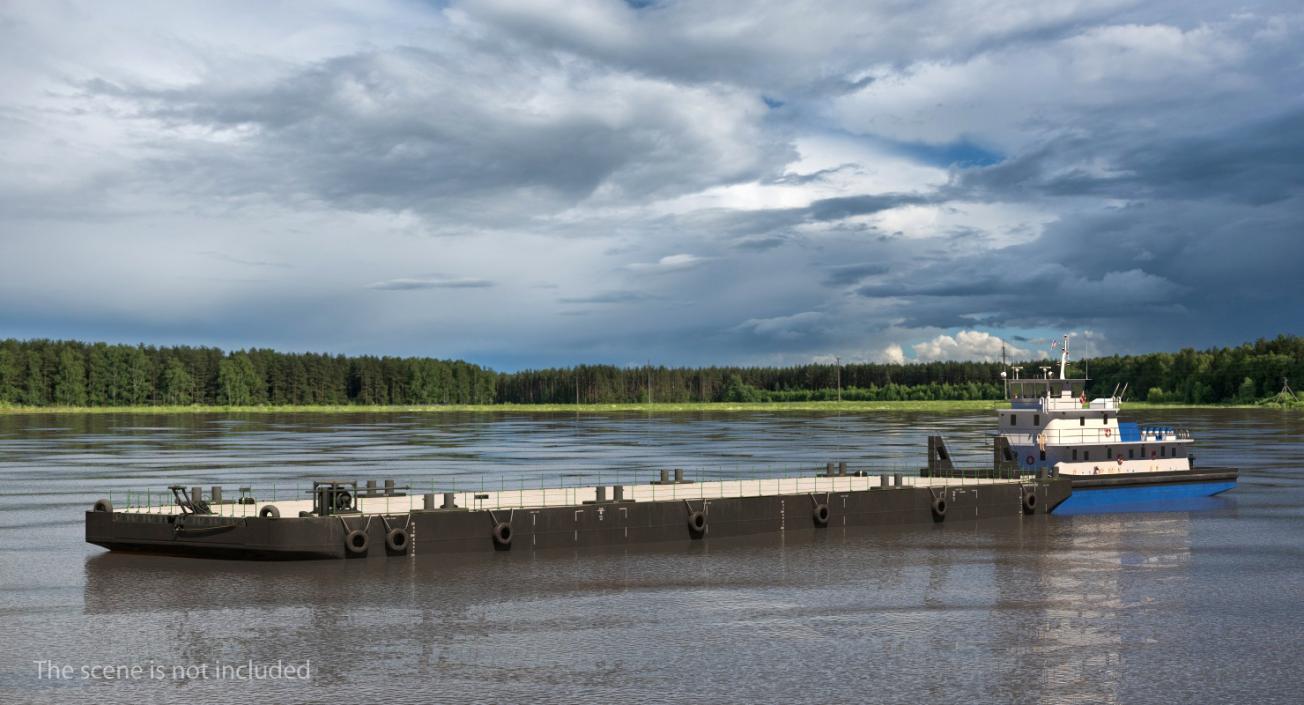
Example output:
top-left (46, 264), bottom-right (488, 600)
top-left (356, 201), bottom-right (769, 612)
top-left (1001, 426), bottom-right (1191, 446)
top-left (105, 463), bottom-right (1041, 517)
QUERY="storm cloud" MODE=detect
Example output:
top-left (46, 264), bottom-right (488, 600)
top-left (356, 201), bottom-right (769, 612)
top-left (1, 0), bottom-right (1301, 367)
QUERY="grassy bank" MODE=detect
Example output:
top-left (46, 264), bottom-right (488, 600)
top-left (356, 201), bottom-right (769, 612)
top-left (0, 400), bottom-right (1277, 415)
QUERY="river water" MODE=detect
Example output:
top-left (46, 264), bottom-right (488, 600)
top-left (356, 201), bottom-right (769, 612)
top-left (0, 409), bottom-right (1300, 704)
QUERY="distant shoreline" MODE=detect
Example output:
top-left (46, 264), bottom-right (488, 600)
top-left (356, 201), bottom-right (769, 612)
top-left (0, 401), bottom-right (1278, 415)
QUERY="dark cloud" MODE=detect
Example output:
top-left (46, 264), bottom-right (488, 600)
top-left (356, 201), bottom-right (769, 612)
top-left (823, 263), bottom-right (889, 287)
top-left (83, 46), bottom-right (790, 222)
top-left (956, 108), bottom-right (1304, 206)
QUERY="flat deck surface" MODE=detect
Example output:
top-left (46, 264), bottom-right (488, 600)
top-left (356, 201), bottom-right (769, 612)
top-left (115, 475), bottom-right (1030, 518)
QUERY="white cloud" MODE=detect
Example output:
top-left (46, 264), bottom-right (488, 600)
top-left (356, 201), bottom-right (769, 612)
top-left (880, 343), bottom-right (906, 364)
top-left (626, 254), bottom-right (709, 273)
top-left (832, 21), bottom-right (1270, 150)
top-left (911, 331), bottom-right (1028, 362)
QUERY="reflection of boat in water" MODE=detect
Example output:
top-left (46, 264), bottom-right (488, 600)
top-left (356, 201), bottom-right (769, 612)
top-left (926, 334), bottom-right (1237, 512)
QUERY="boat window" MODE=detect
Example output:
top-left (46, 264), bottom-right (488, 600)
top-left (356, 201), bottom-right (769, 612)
top-left (1033, 414), bottom-right (1040, 426)
top-left (1107, 447), bottom-right (1112, 457)
top-left (1084, 450), bottom-right (1090, 461)
top-left (1010, 414), bottom-right (1017, 426)
top-left (1040, 450), bottom-right (1046, 461)
top-left (1103, 414), bottom-right (1109, 424)
top-left (1079, 417), bottom-right (1085, 426)
top-left (1072, 449), bottom-right (1078, 461)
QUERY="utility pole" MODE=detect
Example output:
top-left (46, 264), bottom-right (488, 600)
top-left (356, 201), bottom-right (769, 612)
top-left (835, 356), bottom-right (842, 402)
top-left (647, 361), bottom-right (652, 405)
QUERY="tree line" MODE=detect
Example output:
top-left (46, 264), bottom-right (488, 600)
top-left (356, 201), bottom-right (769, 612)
top-left (0, 335), bottom-right (1299, 407)
top-left (0, 340), bottom-right (495, 406)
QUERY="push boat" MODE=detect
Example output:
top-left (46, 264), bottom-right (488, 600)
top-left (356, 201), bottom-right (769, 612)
top-left (926, 335), bottom-right (1237, 510)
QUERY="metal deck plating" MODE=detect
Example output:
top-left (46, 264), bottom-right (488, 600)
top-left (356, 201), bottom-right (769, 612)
top-left (86, 472), bottom-right (1071, 561)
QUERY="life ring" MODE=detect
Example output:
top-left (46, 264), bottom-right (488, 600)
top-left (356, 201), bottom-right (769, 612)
top-left (92, 499), bottom-right (113, 513)
top-left (686, 510), bottom-right (707, 536)
top-left (345, 529), bottom-right (369, 555)
top-left (259, 505), bottom-right (280, 519)
top-left (1022, 489), bottom-right (1038, 514)
top-left (812, 503), bottom-right (830, 528)
top-left (1025, 455), bottom-right (1035, 466)
top-left (1104, 428), bottom-right (1112, 437)
top-left (1116, 455), bottom-right (1124, 465)
top-left (385, 527), bottom-right (409, 553)
top-left (492, 521), bottom-right (513, 548)
top-left (931, 496), bottom-right (948, 520)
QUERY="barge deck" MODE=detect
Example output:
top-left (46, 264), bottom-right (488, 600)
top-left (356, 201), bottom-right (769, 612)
top-left (86, 471), bottom-right (1071, 561)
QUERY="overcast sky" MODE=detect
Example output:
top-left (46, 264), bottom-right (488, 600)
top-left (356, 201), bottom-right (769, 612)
top-left (2, 1), bottom-right (1301, 369)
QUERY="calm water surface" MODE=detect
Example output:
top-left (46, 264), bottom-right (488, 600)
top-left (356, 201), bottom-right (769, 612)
top-left (1, 410), bottom-right (1301, 704)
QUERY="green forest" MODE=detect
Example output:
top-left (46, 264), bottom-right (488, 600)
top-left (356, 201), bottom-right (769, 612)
top-left (0, 335), bottom-right (1300, 408)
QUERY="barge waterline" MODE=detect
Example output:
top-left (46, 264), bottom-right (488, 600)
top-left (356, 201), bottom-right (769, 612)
top-left (86, 472), bottom-right (1071, 561)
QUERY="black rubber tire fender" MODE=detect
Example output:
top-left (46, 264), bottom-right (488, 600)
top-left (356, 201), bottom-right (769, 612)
top-left (931, 496), bottom-right (948, 520)
top-left (345, 529), bottom-right (369, 555)
top-left (386, 527), bottom-right (409, 553)
top-left (812, 503), bottom-right (830, 528)
top-left (492, 521), bottom-right (512, 548)
top-left (93, 499), bottom-right (113, 513)
top-left (1022, 489), bottom-right (1038, 514)
top-left (259, 505), bottom-right (280, 519)
top-left (686, 510), bottom-right (707, 536)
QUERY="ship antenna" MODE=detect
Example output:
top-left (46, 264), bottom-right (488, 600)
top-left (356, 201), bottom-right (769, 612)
top-left (1058, 333), bottom-right (1070, 380)
top-left (1000, 343), bottom-right (1008, 398)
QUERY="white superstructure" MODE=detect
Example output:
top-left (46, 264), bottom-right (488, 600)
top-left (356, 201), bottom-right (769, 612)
top-left (997, 335), bottom-right (1192, 476)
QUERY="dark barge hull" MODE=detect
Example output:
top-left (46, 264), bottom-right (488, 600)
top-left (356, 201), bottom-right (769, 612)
top-left (86, 479), bottom-right (1072, 561)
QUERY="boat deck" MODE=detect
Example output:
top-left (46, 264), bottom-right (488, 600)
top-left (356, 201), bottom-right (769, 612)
top-left (114, 474), bottom-right (1032, 518)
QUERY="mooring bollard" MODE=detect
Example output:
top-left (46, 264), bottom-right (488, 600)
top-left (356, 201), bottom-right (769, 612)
top-left (838, 461), bottom-right (847, 476)
top-left (659, 469), bottom-right (670, 484)
top-left (367, 479), bottom-right (378, 495)
top-left (385, 479), bottom-right (396, 496)
top-left (880, 474), bottom-right (890, 488)
top-left (825, 462), bottom-right (835, 477)
top-left (190, 486), bottom-right (203, 503)
top-left (595, 486), bottom-right (607, 502)
top-left (210, 486), bottom-right (222, 504)
top-left (893, 473), bottom-right (903, 487)
top-left (674, 468), bottom-right (684, 483)
top-left (423, 493), bottom-right (436, 510)
top-left (613, 485), bottom-right (624, 502)
top-left (442, 492), bottom-right (457, 509)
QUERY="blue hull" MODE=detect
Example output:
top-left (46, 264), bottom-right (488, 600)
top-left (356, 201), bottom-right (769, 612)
top-left (1055, 480), bottom-right (1236, 515)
